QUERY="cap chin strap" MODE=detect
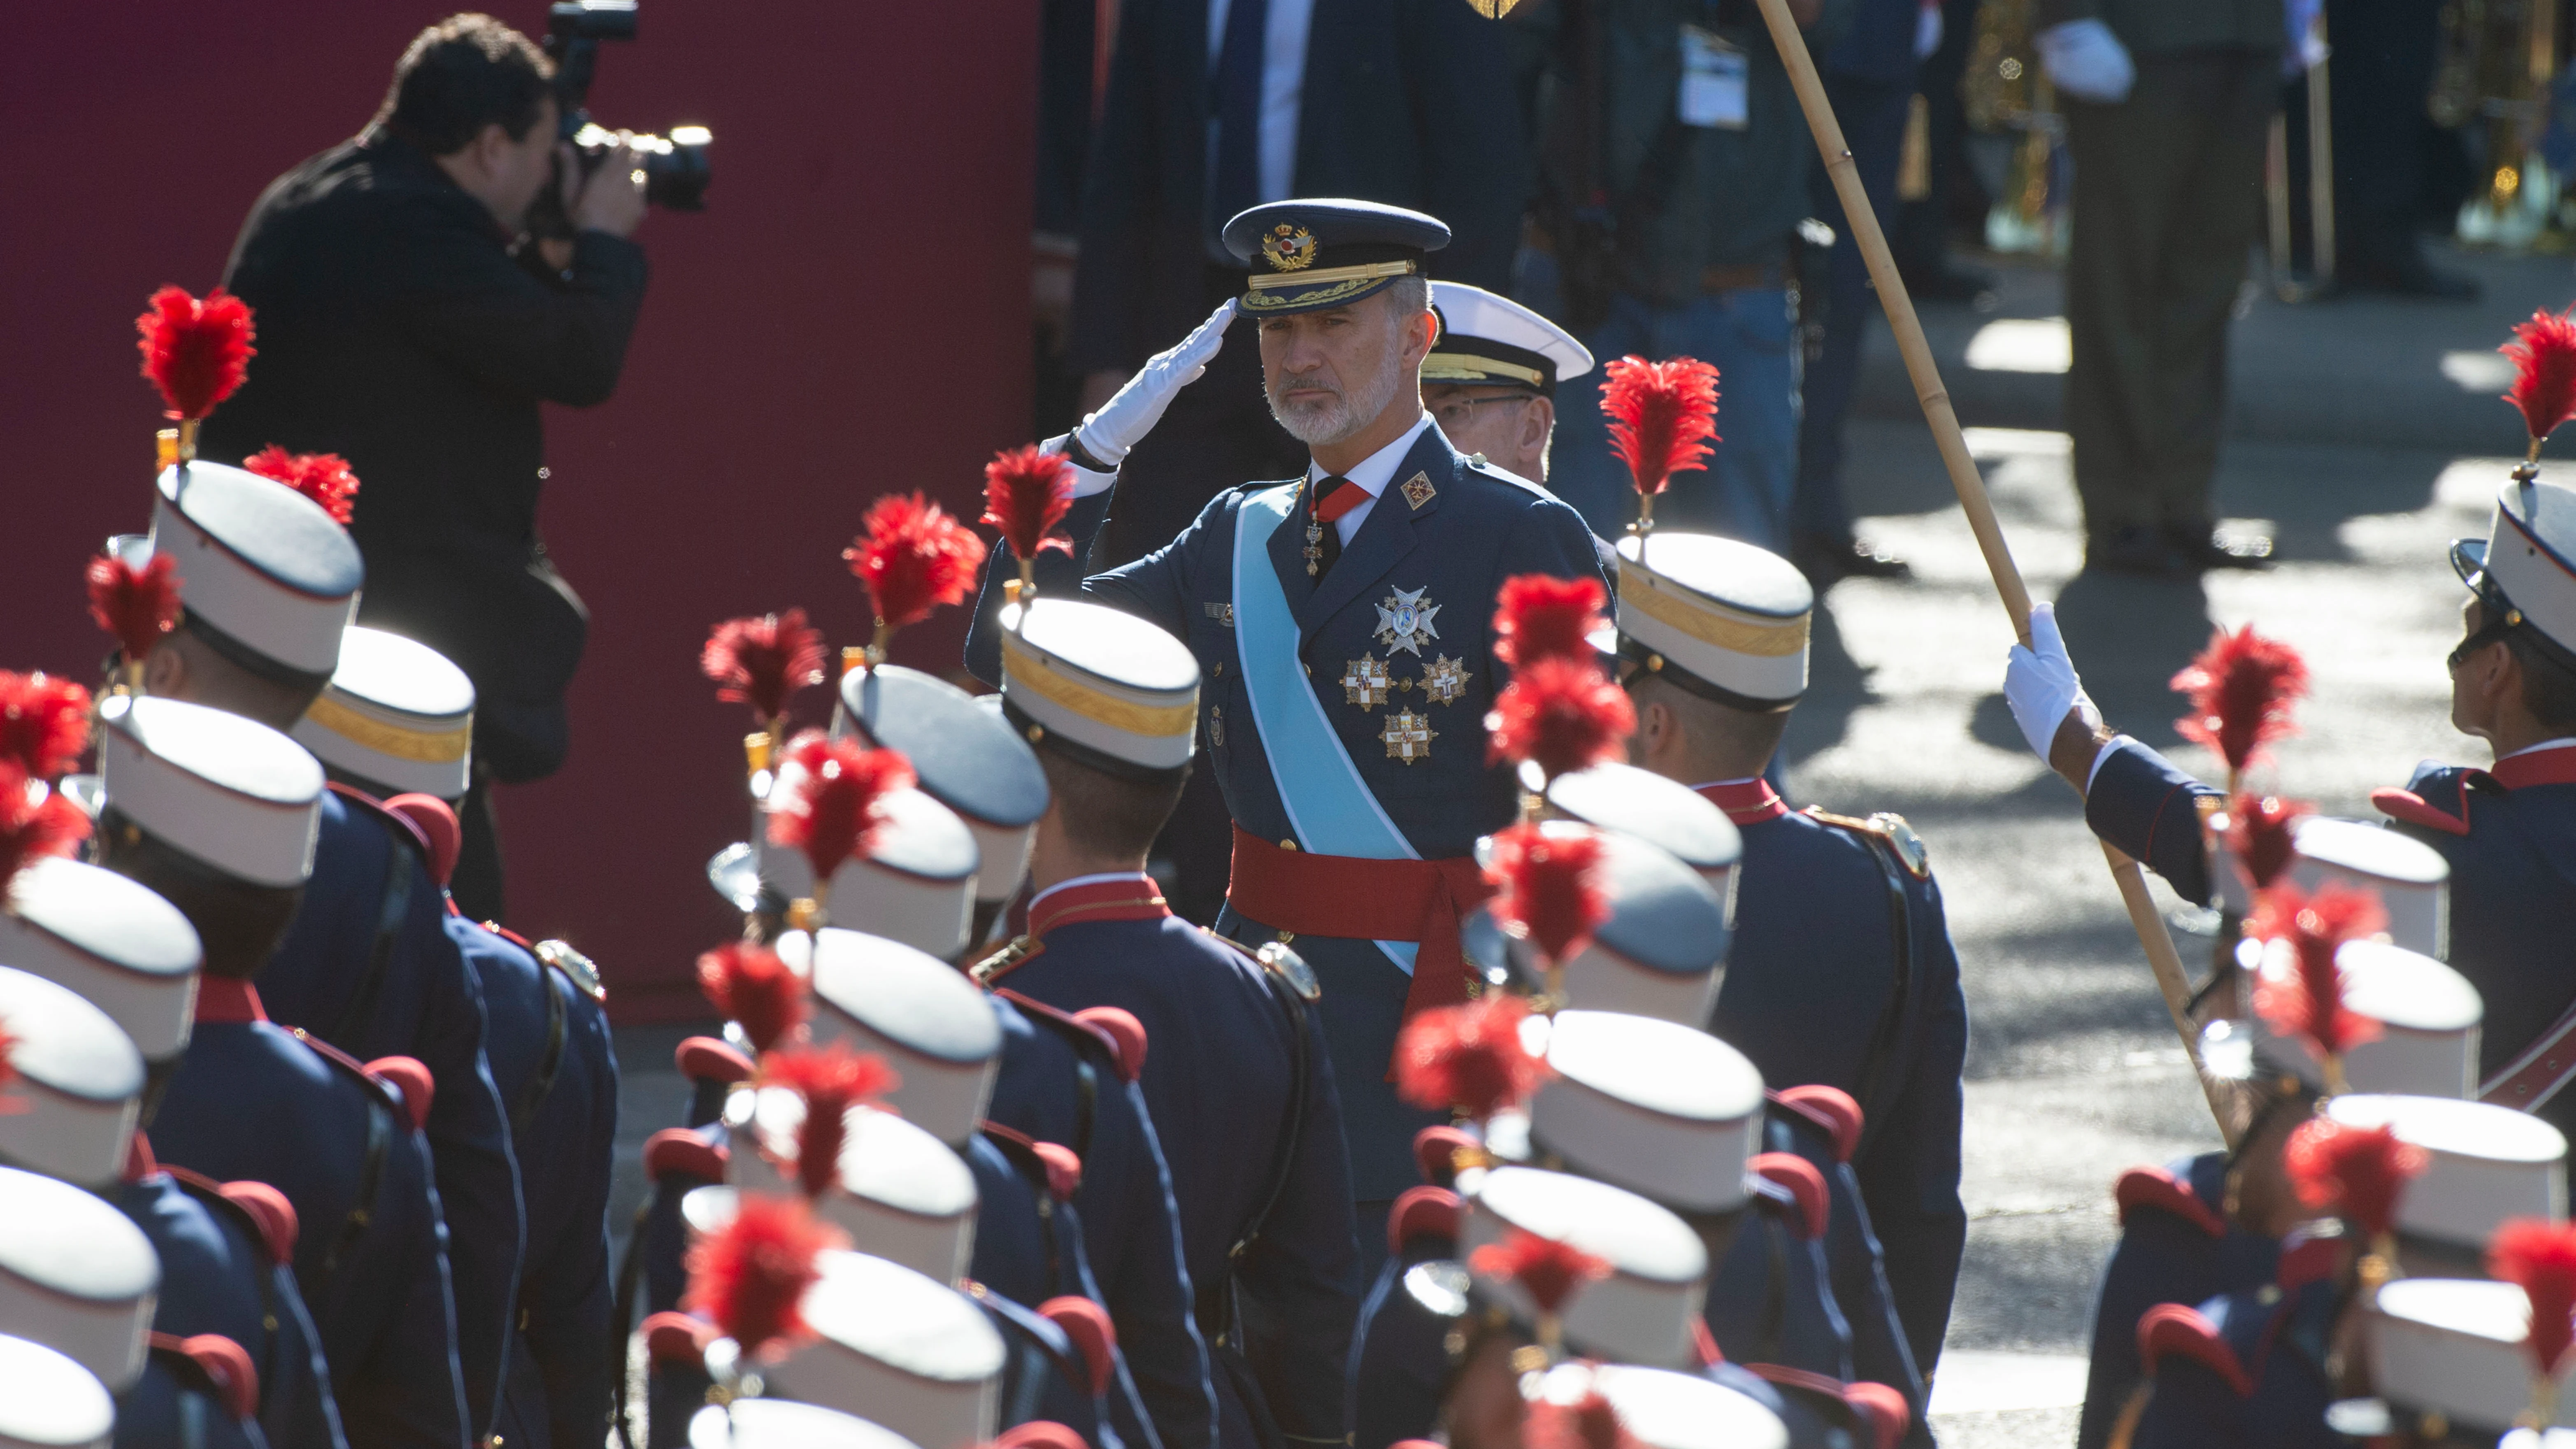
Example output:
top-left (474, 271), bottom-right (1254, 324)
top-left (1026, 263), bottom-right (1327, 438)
top-left (2455, 580), bottom-right (2576, 677)
top-left (1617, 636), bottom-right (1800, 715)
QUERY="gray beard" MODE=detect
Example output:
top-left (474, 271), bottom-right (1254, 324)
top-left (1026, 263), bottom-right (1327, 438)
top-left (1269, 334), bottom-right (1407, 448)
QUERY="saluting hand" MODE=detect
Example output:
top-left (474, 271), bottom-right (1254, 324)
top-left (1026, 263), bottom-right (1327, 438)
top-left (1071, 299), bottom-right (1239, 469)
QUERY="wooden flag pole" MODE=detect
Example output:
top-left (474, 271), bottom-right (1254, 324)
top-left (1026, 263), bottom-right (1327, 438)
top-left (1744, 0), bottom-right (2236, 1142)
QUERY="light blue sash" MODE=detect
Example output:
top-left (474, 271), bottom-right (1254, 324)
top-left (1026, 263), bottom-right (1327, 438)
top-left (1232, 484), bottom-right (1421, 974)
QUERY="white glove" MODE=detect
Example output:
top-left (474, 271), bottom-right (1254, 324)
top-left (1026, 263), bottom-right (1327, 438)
top-left (1072, 299), bottom-right (1238, 468)
top-left (2036, 19), bottom-right (2135, 104)
top-left (2004, 602), bottom-right (2102, 769)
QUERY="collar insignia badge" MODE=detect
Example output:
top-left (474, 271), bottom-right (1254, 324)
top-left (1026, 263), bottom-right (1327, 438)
top-left (1401, 472), bottom-right (1436, 509)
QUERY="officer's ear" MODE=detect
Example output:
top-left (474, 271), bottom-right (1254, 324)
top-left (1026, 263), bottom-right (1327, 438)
top-left (141, 636), bottom-right (188, 700)
top-left (1518, 395), bottom-right (1554, 457)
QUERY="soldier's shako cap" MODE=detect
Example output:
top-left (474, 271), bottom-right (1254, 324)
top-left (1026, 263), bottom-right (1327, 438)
top-left (96, 696), bottom-right (323, 890)
top-left (1222, 198), bottom-right (1449, 317)
top-left (0, 966), bottom-right (144, 1189)
top-left (1424, 282), bottom-right (1594, 397)
top-left (690, 1399), bottom-right (924, 1449)
top-left (794, 929), bottom-right (1000, 1149)
top-left (0, 1335), bottom-right (114, 1449)
top-left (1606, 534), bottom-right (1813, 711)
top-left (761, 789), bottom-right (980, 961)
top-left (2208, 817), bottom-right (2450, 956)
top-left (998, 599), bottom-right (1198, 779)
top-left (1458, 1165), bottom-right (1709, 1369)
top-left (147, 462), bottom-right (363, 684)
top-left (1524, 1011), bottom-right (1765, 1214)
top-left (840, 664), bottom-right (1048, 905)
top-left (0, 857), bottom-right (200, 1062)
top-left (291, 626), bottom-right (474, 802)
top-left (723, 1100), bottom-right (980, 1282)
top-left (1544, 763), bottom-right (1744, 898)
top-left (2369, 1277), bottom-right (2576, 1436)
top-left (2220, 939), bottom-right (2483, 1097)
top-left (1531, 1363), bottom-right (1788, 1449)
top-left (2456, 473), bottom-right (2576, 661)
top-left (0, 1164), bottom-right (159, 1392)
top-left (1476, 826), bottom-right (1730, 1027)
top-left (759, 1250), bottom-right (1004, 1449)
top-left (2326, 1094), bottom-right (2564, 1251)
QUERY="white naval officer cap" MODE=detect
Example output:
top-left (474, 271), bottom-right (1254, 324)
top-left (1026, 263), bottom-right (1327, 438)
top-left (1543, 762), bottom-right (1744, 900)
top-left (1474, 823), bottom-right (1731, 1026)
top-left (2210, 816), bottom-right (2450, 959)
top-left (761, 784), bottom-right (981, 961)
top-left (0, 857), bottom-right (201, 1062)
top-left (95, 695), bottom-right (325, 890)
top-left (2324, 1095), bottom-right (2565, 1254)
top-left (0, 965), bottom-right (145, 1189)
top-left (1425, 282), bottom-right (1595, 396)
top-left (0, 1164), bottom-right (159, 1392)
top-left (1516, 1009), bottom-right (1767, 1215)
top-left (1528, 1361), bottom-right (1788, 1449)
top-left (1458, 1165), bottom-right (1710, 1369)
top-left (2368, 1277), bottom-right (2576, 1438)
top-left (792, 929), bottom-right (1001, 1150)
top-left (1599, 533), bottom-right (1813, 711)
top-left (2456, 470), bottom-right (2576, 661)
top-left (146, 461), bottom-right (363, 684)
top-left (720, 1100), bottom-right (981, 1284)
top-left (837, 664), bottom-right (1049, 905)
top-left (996, 598), bottom-right (1199, 778)
top-left (690, 1399), bottom-right (925, 1449)
top-left (2206, 937), bottom-right (2483, 1098)
top-left (753, 1249), bottom-right (1005, 1449)
top-left (0, 1334), bottom-right (114, 1449)
top-left (291, 626), bottom-right (475, 802)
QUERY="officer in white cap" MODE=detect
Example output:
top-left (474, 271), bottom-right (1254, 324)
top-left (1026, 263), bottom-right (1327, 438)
top-left (1421, 281), bottom-right (1594, 489)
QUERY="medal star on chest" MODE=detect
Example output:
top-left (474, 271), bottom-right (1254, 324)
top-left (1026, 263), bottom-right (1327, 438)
top-left (1374, 587), bottom-right (1442, 658)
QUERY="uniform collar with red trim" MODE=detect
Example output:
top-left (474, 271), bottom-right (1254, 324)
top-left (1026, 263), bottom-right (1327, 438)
top-left (1693, 778), bottom-right (1789, 826)
top-left (1025, 873), bottom-right (1171, 941)
top-left (193, 976), bottom-right (266, 1024)
top-left (2490, 739), bottom-right (2576, 790)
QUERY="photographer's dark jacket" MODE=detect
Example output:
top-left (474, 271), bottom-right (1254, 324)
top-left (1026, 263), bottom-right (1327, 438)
top-left (204, 128), bottom-right (649, 782)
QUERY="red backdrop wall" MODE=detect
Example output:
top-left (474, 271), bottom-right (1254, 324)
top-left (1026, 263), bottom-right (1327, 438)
top-left (2, 3), bottom-right (1039, 1021)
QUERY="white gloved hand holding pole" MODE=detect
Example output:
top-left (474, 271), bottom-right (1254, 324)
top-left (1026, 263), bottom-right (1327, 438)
top-left (1069, 299), bottom-right (1239, 471)
top-left (2036, 19), bottom-right (2136, 103)
top-left (2004, 602), bottom-right (2104, 778)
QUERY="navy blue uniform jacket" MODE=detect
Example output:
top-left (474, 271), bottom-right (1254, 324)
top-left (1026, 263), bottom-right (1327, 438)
top-left (967, 424), bottom-right (1609, 1201)
top-left (2127, 1237), bottom-right (2344, 1449)
top-left (263, 786), bottom-right (522, 1436)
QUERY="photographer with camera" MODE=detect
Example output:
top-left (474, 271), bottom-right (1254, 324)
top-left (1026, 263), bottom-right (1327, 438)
top-left (204, 12), bottom-right (654, 923)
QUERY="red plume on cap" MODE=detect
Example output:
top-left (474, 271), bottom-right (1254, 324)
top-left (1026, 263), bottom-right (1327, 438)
top-left (2225, 793), bottom-right (2310, 894)
top-left (765, 731), bottom-right (916, 884)
top-left (2170, 625), bottom-right (2309, 781)
top-left (1469, 1226), bottom-right (1612, 1316)
top-left (241, 446), bottom-right (359, 526)
top-left (1486, 823), bottom-right (1612, 967)
top-left (695, 942), bottom-right (808, 1056)
top-left (1493, 574), bottom-right (1609, 671)
top-left (2504, 306), bottom-right (2576, 450)
top-left (1525, 1389), bottom-right (1639, 1449)
top-left (2489, 1218), bottom-right (2576, 1382)
top-left (1485, 659), bottom-right (1634, 780)
top-left (682, 1191), bottom-right (847, 1361)
top-left (136, 286), bottom-right (255, 423)
top-left (2249, 881), bottom-right (2388, 1062)
top-left (1599, 356), bottom-right (1720, 505)
top-left (844, 493), bottom-right (988, 637)
top-left (2283, 1118), bottom-right (2424, 1239)
top-left (981, 445), bottom-right (1076, 562)
top-left (86, 552), bottom-right (182, 665)
top-left (758, 1042), bottom-right (900, 1199)
top-left (0, 673), bottom-right (91, 780)
top-left (1393, 992), bottom-right (1549, 1122)
top-left (0, 765), bottom-right (90, 895)
top-left (700, 611), bottom-right (828, 727)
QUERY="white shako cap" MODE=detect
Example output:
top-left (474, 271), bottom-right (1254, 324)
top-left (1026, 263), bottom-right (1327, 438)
top-left (2369, 1278), bottom-right (2576, 1436)
top-left (1604, 533), bottom-right (1813, 709)
top-left (1530, 1362), bottom-right (1787, 1449)
top-left (148, 461), bottom-right (363, 682)
top-left (838, 664), bottom-right (1048, 904)
top-left (997, 598), bottom-right (1199, 776)
top-left (0, 1335), bottom-right (114, 1449)
top-left (762, 788), bottom-right (980, 961)
top-left (2460, 472), bottom-right (2576, 659)
top-left (2325, 1094), bottom-right (2566, 1249)
top-left (0, 1165), bottom-right (159, 1392)
top-left (760, 1249), bottom-right (1005, 1449)
top-left (1461, 1165), bottom-right (1709, 1368)
top-left (690, 1399), bottom-right (925, 1449)
top-left (1544, 763), bottom-right (1744, 902)
top-left (795, 929), bottom-right (1000, 1149)
top-left (2220, 937), bottom-right (2483, 1098)
top-left (95, 695), bottom-right (324, 890)
top-left (0, 966), bottom-right (144, 1188)
top-left (1425, 281), bottom-right (1595, 395)
top-left (0, 857), bottom-right (200, 1061)
top-left (2283, 819), bottom-right (2449, 958)
top-left (1476, 826), bottom-right (1729, 1026)
top-left (1525, 1010), bottom-right (1765, 1214)
top-left (291, 626), bottom-right (475, 802)
top-left (726, 1100), bottom-right (980, 1283)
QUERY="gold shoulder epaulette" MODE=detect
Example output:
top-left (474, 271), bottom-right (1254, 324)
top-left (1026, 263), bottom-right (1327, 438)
top-left (534, 939), bottom-right (607, 1003)
top-left (968, 935), bottom-right (1043, 988)
top-left (1804, 807), bottom-right (1932, 880)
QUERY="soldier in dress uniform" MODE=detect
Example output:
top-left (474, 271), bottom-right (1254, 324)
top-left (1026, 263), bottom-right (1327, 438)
top-left (86, 693), bottom-right (472, 1447)
top-left (967, 198), bottom-right (1610, 1254)
top-left (125, 458), bottom-right (523, 1438)
top-left (970, 595), bottom-right (1363, 1449)
top-left (1416, 282), bottom-right (1593, 490)
top-left (1601, 530), bottom-right (1969, 1375)
top-left (291, 625), bottom-right (621, 1449)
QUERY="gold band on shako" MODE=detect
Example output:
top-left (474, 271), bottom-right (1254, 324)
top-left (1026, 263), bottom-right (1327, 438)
top-left (1421, 351), bottom-right (1547, 388)
top-left (998, 600), bottom-right (1199, 775)
top-left (291, 627), bottom-right (476, 800)
top-left (1613, 533), bottom-right (1813, 708)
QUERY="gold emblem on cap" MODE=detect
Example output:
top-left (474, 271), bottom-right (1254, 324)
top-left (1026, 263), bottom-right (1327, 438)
top-left (1465, 0), bottom-right (1525, 14)
top-left (1401, 472), bottom-right (1437, 510)
top-left (1381, 709), bottom-right (1436, 763)
top-left (1260, 223), bottom-right (1319, 272)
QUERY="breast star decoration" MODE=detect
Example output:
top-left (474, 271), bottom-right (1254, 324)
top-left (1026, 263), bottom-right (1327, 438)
top-left (1376, 587), bottom-right (1442, 658)
top-left (1342, 654), bottom-right (1393, 711)
top-left (1419, 654), bottom-right (1468, 706)
top-left (1381, 709), bottom-right (1437, 764)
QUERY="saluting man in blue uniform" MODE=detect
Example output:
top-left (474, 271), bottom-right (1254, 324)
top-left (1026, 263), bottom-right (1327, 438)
top-left (969, 200), bottom-right (1609, 1242)
top-left (972, 595), bottom-right (1362, 1449)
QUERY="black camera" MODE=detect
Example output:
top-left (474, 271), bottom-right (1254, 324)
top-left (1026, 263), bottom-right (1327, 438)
top-left (527, 0), bottom-right (711, 240)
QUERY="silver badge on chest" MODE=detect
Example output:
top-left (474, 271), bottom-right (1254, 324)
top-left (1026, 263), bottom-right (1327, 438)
top-left (1375, 587), bottom-right (1443, 657)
